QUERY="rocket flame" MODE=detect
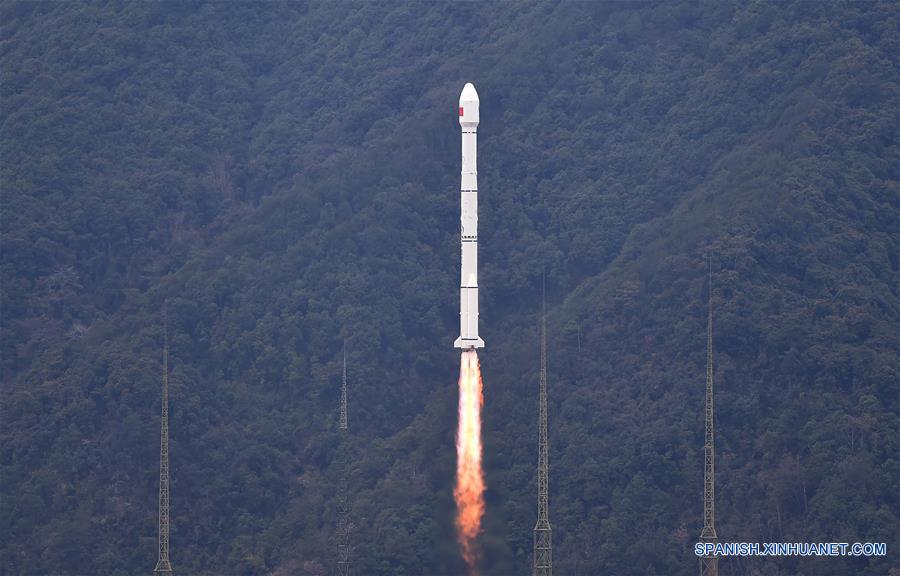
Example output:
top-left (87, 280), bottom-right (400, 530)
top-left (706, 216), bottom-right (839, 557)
top-left (454, 350), bottom-right (485, 573)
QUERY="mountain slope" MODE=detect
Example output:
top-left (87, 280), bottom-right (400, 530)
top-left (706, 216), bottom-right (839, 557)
top-left (1, 2), bottom-right (897, 575)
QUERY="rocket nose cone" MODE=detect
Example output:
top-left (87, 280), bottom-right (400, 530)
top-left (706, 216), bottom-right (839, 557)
top-left (460, 82), bottom-right (479, 103)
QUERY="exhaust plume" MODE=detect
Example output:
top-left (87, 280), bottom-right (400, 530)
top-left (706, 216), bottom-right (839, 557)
top-left (454, 349), bottom-right (485, 573)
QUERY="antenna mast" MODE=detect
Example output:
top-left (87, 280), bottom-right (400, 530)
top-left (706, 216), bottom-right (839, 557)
top-left (155, 312), bottom-right (173, 575)
top-left (340, 342), bottom-right (348, 431)
top-left (700, 257), bottom-right (718, 576)
top-left (534, 274), bottom-right (553, 576)
top-left (337, 341), bottom-right (351, 576)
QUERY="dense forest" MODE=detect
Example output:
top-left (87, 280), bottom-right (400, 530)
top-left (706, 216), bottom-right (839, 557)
top-left (1, 1), bottom-right (898, 575)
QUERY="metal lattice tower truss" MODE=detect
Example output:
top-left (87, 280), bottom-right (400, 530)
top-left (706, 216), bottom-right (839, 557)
top-left (534, 281), bottom-right (553, 576)
top-left (155, 319), bottom-right (173, 575)
top-left (336, 342), bottom-right (351, 576)
top-left (700, 260), bottom-right (718, 576)
top-left (339, 343), bottom-right (348, 431)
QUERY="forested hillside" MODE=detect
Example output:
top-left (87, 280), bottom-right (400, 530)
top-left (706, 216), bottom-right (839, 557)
top-left (1, 2), bottom-right (898, 575)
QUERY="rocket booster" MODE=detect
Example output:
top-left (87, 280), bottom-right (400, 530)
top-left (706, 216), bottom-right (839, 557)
top-left (454, 83), bottom-right (485, 349)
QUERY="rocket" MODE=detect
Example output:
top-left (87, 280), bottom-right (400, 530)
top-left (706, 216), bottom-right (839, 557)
top-left (454, 83), bottom-right (485, 349)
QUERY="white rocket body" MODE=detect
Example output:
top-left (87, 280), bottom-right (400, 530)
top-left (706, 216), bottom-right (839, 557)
top-left (454, 83), bottom-right (485, 349)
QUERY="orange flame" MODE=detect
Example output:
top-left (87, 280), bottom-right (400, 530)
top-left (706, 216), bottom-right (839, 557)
top-left (454, 350), bottom-right (484, 574)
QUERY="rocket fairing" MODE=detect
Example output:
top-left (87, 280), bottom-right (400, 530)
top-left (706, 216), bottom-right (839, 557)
top-left (454, 83), bottom-right (485, 349)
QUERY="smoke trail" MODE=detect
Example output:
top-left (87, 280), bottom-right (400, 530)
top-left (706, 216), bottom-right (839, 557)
top-left (454, 349), bottom-right (485, 573)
